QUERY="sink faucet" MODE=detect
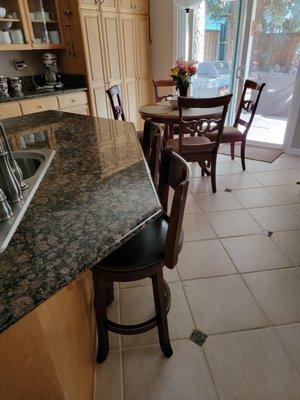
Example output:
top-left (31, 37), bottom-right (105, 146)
top-left (0, 123), bottom-right (28, 190)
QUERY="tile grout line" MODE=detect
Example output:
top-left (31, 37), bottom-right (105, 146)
top-left (271, 326), bottom-right (300, 377)
top-left (177, 274), bottom-right (222, 400)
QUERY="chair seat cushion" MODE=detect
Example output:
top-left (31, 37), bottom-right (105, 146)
top-left (167, 136), bottom-right (213, 154)
top-left (98, 215), bottom-right (182, 273)
top-left (205, 126), bottom-right (243, 143)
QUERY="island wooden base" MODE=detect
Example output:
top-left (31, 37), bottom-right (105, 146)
top-left (0, 271), bottom-right (96, 400)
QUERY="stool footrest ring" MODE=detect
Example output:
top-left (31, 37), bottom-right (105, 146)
top-left (105, 279), bottom-right (171, 336)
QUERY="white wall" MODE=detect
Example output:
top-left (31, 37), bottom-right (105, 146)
top-left (150, 0), bottom-right (174, 79)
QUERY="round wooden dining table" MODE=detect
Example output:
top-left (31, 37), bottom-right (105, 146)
top-left (139, 101), bottom-right (221, 142)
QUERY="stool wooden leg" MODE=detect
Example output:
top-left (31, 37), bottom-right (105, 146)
top-left (152, 270), bottom-right (173, 358)
top-left (93, 272), bottom-right (109, 363)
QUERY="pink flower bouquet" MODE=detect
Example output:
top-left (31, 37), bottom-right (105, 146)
top-left (170, 59), bottom-right (198, 96)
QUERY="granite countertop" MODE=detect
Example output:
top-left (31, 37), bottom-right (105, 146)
top-left (0, 111), bottom-right (161, 333)
top-left (0, 87), bottom-right (88, 103)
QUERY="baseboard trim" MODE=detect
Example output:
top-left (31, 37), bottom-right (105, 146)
top-left (286, 147), bottom-right (300, 156)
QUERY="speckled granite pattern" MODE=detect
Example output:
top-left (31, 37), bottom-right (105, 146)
top-left (0, 87), bottom-right (88, 103)
top-left (0, 111), bottom-right (161, 333)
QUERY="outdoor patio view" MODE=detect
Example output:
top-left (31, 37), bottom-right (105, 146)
top-left (190, 0), bottom-right (300, 145)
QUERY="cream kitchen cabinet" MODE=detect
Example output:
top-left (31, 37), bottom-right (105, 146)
top-left (135, 14), bottom-right (151, 127)
top-left (119, 13), bottom-right (139, 128)
top-left (79, 9), bottom-right (110, 118)
top-left (0, 102), bottom-right (22, 120)
top-left (0, 91), bottom-right (89, 120)
top-left (80, 5), bottom-right (152, 130)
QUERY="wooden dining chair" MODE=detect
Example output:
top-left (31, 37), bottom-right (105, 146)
top-left (106, 84), bottom-right (144, 142)
top-left (106, 85), bottom-right (126, 121)
top-left (167, 94), bottom-right (232, 193)
top-left (152, 79), bottom-right (176, 102)
top-left (205, 79), bottom-right (265, 170)
top-left (92, 146), bottom-right (190, 363)
top-left (142, 118), bottom-right (164, 188)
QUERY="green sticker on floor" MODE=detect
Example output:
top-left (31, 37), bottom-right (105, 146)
top-left (189, 329), bottom-right (208, 347)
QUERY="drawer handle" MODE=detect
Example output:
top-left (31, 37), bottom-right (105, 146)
top-left (37, 105), bottom-right (44, 109)
top-left (71, 99), bottom-right (76, 103)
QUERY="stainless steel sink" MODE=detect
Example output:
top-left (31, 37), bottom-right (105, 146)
top-left (0, 149), bottom-right (55, 253)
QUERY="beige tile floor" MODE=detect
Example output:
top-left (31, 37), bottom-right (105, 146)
top-left (95, 153), bottom-right (300, 400)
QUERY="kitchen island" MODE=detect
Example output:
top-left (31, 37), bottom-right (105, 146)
top-left (0, 111), bottom-right (161, 400)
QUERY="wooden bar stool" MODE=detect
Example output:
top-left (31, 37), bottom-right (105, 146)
top-left (142, 119), bottom-right (164, 188)
top-left (92, 146), bottom-right (190, 363)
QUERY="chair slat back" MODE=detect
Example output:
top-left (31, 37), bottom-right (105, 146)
top-left (234, 79), bottom-right (266, 134)
top-left (142, 119), bottom-right (164, 188)
top-left (106, 85), bottom-right (126, 121)
top-left (158, 146), bottom-right (190, 269)
top-left (152, 79), bottom-right (176, 102)
top-left (178, 95), bottom-right (232, 155)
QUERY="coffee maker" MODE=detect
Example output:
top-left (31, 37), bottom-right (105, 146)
top-left (37, 52), bottom-right (64, 91)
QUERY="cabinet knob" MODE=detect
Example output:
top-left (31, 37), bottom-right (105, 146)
top-left (71, 99), bottom-right (76, 103)
top-left (38, 105), bottom-right (44, 109)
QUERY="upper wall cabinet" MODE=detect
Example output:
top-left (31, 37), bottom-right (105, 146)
top-left (79, 0), bottom-right (117, 12)
top-left (24, 0), bottom-right (65, 49)
top-left (133, 0), bottom-right (148, 14)
top-left (0, 0), bottom-right (65, 50)
top-left (79, 0), bottom-right (149, 14)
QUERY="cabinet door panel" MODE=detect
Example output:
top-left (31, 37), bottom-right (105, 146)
top-left (118, 0), bottom-right (133, 12)
top-left (79, 0), bottom-right (99, 8)
top-left (82, 13), bottom-right (105, 83)
top-left (120, 16), bottom-right (136, 79)
top-left (101, 0), bottom-right (117, 8)
top-left (135, 15), bottom-right (150, 80)
top-left (124, 81), bottom-right (138, 127)
top-left (94, 88), bottom-right (110, 118)
top-left (135, 0), bottom-right (148, 14)
top-left (101, 13), bottom-right (122, 83)
top-left (120, 14), bottom-right (139, 126)
top-left (135, 14), bottom-right (152, 115)
top-left (80, 10), bottom-right (109, 117)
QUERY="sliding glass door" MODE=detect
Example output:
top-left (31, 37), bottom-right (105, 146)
top-left (185, 0), bottom-right (300, 147)
top-left (239, 0), bottom-right (300, 146)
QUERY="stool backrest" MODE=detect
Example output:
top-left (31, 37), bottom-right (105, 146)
top-left (234, 79), bottom-right (266, 135)
top-left (106, 85), bottom-right (126, 121)
top-left (158, 146), bottom-right (190, 269)
top-left (178, 94), bottom-right (232, 155)
top-left (142, 119), bottom-right (164, 188)
top-left (152, 79), bottom-right (176, 102)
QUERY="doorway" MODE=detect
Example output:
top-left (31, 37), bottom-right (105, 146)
top-left (184, 0), bottom-right (300, 147)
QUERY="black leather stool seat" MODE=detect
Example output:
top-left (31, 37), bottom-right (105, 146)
top-left (99, 215), bottom-right (183, 273)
